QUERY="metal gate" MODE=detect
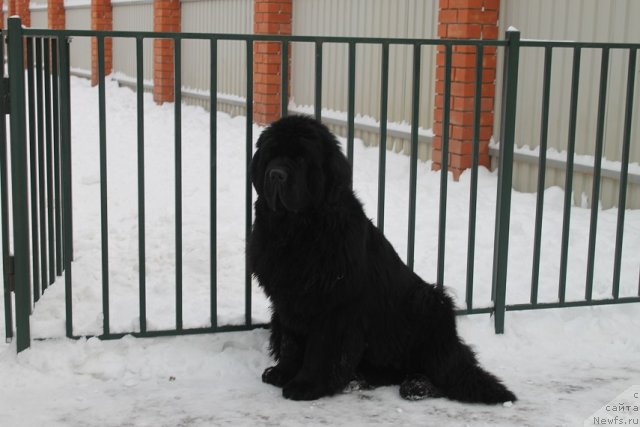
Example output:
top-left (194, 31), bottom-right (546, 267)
top-left (1, 17), bottom-right (638, 353)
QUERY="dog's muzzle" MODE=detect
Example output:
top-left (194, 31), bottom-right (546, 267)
top-left (265, 167), bottom-right (288, 211)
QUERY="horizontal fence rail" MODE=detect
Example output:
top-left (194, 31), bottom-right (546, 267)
top-left (1, 18), bottom-right (639, 353)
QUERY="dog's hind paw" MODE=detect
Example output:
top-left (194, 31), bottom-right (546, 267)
top-left (399, 375), bottom-right (443, 401)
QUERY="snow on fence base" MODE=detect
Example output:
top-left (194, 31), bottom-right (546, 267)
top-left (1, 17), bottom-right (639, 353)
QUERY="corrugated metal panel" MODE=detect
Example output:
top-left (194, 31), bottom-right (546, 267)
top-left (292, 0), bottom-right (438, 152)
top-left (29, 9), bottom-right (48, 29)
top-left (496, 0), bottom-right (640, 208)
top-left (181, 0), bottom-right (253, 110)
top-left (112, 2), bottom-right (154, 81)
top-left (65, 6), bottom-right (92, 72)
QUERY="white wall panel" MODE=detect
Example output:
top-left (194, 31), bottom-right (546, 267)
top-left (29, 7), bottom-right (48, 29)
top-left (65, 5), bottom-right (92, 72)
top-left (181, 0), bottom-right (253, 108)
top-left (496, 0), bottom-right (640, 208)
top-left (292, 0), bottom-right (439, 149)
top-left (112, 2), bottom-right (154, 82)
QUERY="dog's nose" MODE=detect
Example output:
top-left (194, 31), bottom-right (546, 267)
top-left (269, 168), bottom-right (288, 183)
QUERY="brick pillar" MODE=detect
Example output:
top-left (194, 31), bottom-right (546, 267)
top-left (432, 0), bottom-right (499, 179)
top-left (0, 1), bottom-right (4, 30)
top-left (16, 0), bottom-right (31, 27)
top-left (8, 0), bottom-right (16, 17)
top-left (153, 0), bottom-right (180, 104)
top-left (48, 0), bottom-right (66, 30)
top-left (253, 0), bottom-right (292, 125)
top-left (91, 0), bottom-right (113, 87)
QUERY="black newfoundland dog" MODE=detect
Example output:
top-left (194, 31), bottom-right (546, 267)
top-left (248, 115), bottom-right (516, 404)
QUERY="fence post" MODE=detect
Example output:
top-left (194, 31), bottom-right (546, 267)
top-left (8, 17), bottom-right (32, 352)
top-left (91, 0), bottom-right (112, 87)
top-left (491, 29), bottom-right (520, 334)
top-left (48, 0), bottom-right (66, 30)
top-left (253, 0), bottom-right (292, 125)
top-left (58, 34), bottom-right (74, 339)
top-left (15, 0), bottom-right (30, 27)
top-left (153, 0), bottom-right (180, 104)
top-left (433, 0), bottom-right (500, 179)
top-left (1, 32), bottom-right (14, 343)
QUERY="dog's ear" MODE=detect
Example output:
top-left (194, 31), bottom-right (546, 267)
top-left (250, 144), bottom-right (262, 194)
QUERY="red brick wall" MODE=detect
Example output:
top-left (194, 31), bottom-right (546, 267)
top-left (48, 0), bottom-right (66, 30)
top-left (0, 1), bottom-right (3, 30)
top-left (16, 0), bottom-right (31, 27)
top-left (433, 0), bottom-right (500, 179)
top-left (91, 0), bottom-right (113, 87)
top-left (153, 0), bottom-right (181, 104)
top-left (253, 0), bottom-right (292, 125)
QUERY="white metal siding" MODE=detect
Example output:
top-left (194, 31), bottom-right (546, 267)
top-left (181, 0), bottom-right (253, 110)
top-left (29, 6), bottom-right (48, 29)
top-left (291, 0), bottom-right (438, 152)
top-left (10, 0), bottom-right (637, 207)
top-left (112, 2), bottom-right (154, 82)
top-left (496, 0), bottom-right (640, 208)
top-left (65, 5), bottom-right (92, 73)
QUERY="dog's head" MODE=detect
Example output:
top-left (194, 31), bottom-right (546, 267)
top-left (251, 115), bottom-right (352, 214)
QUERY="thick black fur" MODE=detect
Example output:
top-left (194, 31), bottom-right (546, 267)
top-left (248, 115), bottom-right (516, 404)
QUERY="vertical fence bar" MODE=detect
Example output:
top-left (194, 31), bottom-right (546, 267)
top-left (0, 33), bottom-right (14, 342)
top-left (67, 52), bottom-right (74, 263)
top-left (8, 17), bottom-right (33, 352)
top-left (314, 41), bottom-right (322, 121)
top-left (281, 40), bottom-right (289, 118)
top-left (346, 42), bottom-right (356, 167)
top-left (44, 39), bottom-right (55, 286)
top-left (492, 30), bottom-right (520, 334)
top-left (465, 44), bottom-right (484, 311)
top-left (437, 44), bottom-right (452, 287)
top-left (530, 47), bottom-right (553, 305)
top-left (174, 37), bottom-right (183, 331)
top-left (558, 47), bottom-right (581, 304)
top-left (136, 37), bottom-right (146, 333)
top-left (407, 43), bottom-right (422, 271)
top-left (36, 38), bottom-right (48, 294)
top-left (585, 48), bottom-right (610, 301)
top-left (245, 40), bottom-right (254, 326)
top-left (58, 34), bottom-right (73, 339)
top-left (210, 38), bottom-right (218, 329)
top-left (97, 36), bottom-right (110, 336)
top-left (612, 48), bottom-right (637, 300)
top-left (26, 37), bottom-right (40, 304)
top-left (377, 42), bottom-right (389, 232)
top-left (52, 38), bottom-right (63, 276)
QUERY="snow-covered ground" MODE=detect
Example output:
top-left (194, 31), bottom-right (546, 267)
top-left (1, 77), bottom-right (639, 426)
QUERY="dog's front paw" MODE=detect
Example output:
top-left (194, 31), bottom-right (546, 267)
top-left (262, 366), bottom-right (293, 387)
top-left (282, 379), bottom-right (327, 401)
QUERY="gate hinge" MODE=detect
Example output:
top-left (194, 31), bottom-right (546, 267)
top-left (1, 78), bottom-right (10, 115)
top-left (7, 255), bottom-right (15, 292)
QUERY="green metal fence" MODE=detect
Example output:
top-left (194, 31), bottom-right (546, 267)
top-left (1, 17), bottom-right (638, 353)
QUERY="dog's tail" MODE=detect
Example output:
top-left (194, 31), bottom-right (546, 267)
top-left (415, 284), bottom-right (516, 404)
top-left (430, 341), bottom-right (517, 404)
